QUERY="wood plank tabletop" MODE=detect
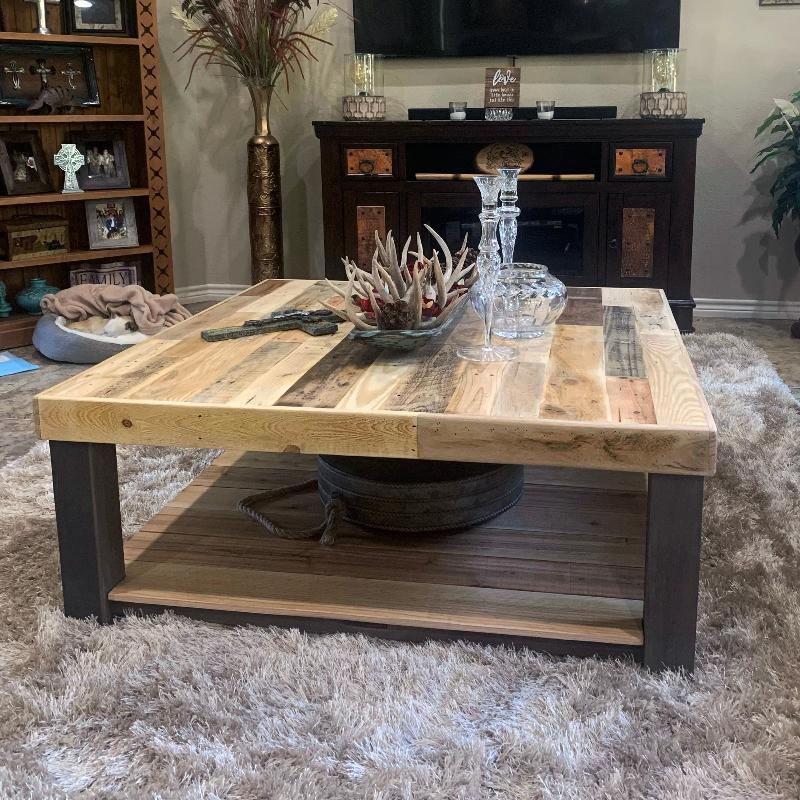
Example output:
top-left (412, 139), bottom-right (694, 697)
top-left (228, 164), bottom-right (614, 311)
top-left (35, 279), bottom-right (717, 475)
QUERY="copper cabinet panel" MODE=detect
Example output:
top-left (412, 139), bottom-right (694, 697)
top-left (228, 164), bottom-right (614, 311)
top-left (346, 148), bottom-right (393, 176)
top-left (614, 148), bottom-right (667, 178)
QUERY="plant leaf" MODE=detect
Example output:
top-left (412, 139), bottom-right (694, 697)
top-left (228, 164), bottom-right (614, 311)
top-left (755, 108), bottom-right (783, 138)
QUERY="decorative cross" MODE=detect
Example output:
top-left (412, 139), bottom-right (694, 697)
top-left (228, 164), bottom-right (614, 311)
top-left (29, 59), bottom-right (55, 88)
top-left (60, 63), bottom-right (81, 91)
top-left (4, 62), bottom-right (24, 91)
top-left (54, 144), bottom-right (85, 194)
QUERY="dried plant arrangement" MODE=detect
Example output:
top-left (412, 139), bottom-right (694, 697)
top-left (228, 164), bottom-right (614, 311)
top-left (172, 0), bottom-right (339, 283)
top-left (324, 225), bottom-right (478, 331)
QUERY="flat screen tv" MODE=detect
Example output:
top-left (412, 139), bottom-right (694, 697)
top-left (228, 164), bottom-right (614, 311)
top-left (353, 0), bottom-right (681, 58)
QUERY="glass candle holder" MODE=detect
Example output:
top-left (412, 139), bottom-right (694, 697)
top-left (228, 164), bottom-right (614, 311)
top-left (640, 49), bottom-right (687, 119)
top-left (342, 53), bottom-right (386, 121)
top-left (449, 101), bottom-right (467, 121)
top-left (642, 49), bottom-right (683, 93)
top-left (343, 53), bottom-right (384, 97)
top-left (536, 101), bottom-right (556, 120)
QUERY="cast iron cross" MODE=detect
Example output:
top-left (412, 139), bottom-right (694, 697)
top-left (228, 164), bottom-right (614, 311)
top-left (4, 62), bottom-right (24, 90)
top-left (60, 63), bottom-right (81, 90)
top-left (30, 59), bottom-right (55, 88)
top-left (54, 144), bottom-right (85, 194)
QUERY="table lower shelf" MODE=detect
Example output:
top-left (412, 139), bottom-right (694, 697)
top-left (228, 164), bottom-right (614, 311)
top-left (110, 451), bottom-right (647, 649)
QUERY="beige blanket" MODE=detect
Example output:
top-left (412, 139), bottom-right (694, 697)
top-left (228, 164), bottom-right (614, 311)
top-left (41, 285), bottom-right (191, 336)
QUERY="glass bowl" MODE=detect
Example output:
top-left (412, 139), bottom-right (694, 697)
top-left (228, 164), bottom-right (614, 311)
top-left (493, 263), bottom-right (567, 339)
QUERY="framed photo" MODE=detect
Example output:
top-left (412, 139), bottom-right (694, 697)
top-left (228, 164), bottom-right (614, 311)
top-left (0, 130), bottom-right (53, 195)
top-left (0, 44), bottom-right (100, 109)
top-left (73, 130), bottom-right (130, 190)
top-left (85, 197), bottom-right (139, 249)
top-left (63, 0), bottom-right (135, 36)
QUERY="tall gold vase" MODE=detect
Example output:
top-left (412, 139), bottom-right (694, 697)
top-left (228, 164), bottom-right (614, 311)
top-left (247, 86), bottom-right (284, 283)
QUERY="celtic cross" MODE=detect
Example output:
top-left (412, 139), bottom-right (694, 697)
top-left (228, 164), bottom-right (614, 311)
top-left (54, 144), bottom-right (85, 194)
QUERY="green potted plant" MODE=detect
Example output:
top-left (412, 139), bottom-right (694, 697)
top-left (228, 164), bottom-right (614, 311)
top-left (753, 81), bottom-right (800, 338)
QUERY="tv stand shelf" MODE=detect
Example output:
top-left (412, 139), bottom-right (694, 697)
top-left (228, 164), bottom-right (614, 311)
top-left (314, 118), bottom-right (705, 332)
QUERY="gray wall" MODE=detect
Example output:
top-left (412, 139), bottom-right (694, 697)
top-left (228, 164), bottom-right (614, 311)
top-left (158, 0), bottom-right (800, 304)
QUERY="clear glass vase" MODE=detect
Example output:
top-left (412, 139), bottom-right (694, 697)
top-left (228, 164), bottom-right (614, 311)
top-left (457, 176), bottom-right (518, 363)
top-left (493, 264), bottom-right (568, 339)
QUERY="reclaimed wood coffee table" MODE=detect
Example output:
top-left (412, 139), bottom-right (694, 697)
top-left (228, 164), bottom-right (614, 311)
top-left (35, 280), bottom-right (716, 672)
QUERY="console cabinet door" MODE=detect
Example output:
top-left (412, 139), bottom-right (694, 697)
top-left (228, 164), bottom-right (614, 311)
top-left (342, 191), bottom-right (402, 274)
top-left (605, 193), bottom-right (671, 288)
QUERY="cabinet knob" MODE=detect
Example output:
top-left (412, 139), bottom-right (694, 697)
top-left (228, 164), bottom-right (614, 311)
top-left (632, 158), bottom-right (649, 175)
top-left (358, 159), bottom-right (376, 175)
top-left (609, 237), bottom-right (619, 250)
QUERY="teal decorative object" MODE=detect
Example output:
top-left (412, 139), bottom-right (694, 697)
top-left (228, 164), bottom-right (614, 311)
top-left (15, 277), bottom-right (58, 316)
top-left (0, 280), bottom-right (11, 318)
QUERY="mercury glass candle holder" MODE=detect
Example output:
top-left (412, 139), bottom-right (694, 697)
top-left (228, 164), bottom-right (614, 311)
top-left (485, 107), bottom-right (514, 122)
top-left (457, 176), bottom-right (517, 363)
top-left (497, 167), bottom-right (521, 265)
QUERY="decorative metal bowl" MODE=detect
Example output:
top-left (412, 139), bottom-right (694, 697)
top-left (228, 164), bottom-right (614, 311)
top-left (349, 310), bottom-right (459, 351)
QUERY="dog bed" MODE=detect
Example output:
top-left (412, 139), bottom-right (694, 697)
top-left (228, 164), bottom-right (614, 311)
top-left (33, 314), bottom-right (147, 364)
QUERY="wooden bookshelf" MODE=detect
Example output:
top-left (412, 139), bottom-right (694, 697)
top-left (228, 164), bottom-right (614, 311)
top-left (0, 31), bottom-right (141, 46)
top-left (0, 187), bottom-right (150, 206)
top-left (0, 0), bottom-right (173, 348)
top-left (0, 244), bottom-right (154, 270)
top-left (0, 312), bottom-right (36, 348)
top-left (0, 115), bottom-right (146, 124)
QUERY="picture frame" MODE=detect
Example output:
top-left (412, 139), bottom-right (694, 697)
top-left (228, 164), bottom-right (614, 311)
top-left (85, 197), bottom-right (139, 249)
top-left (63, 0), bottom-right (135, 36)
top-left (72, 130), bottom-right (130, 190)
top-left (759, 0), bottom-right (800, 4)
top-left (0, 43), bottom-right (100, 109)
top-left (0, 130), bottom-right (53, 195)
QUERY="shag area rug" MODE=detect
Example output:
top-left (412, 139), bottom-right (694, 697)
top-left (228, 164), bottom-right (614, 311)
top-left (1, 334), bottom-right (799, 800)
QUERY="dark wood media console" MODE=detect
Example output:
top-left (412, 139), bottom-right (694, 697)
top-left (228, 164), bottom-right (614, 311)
top-left (314, 119), bottom-right (704, 332)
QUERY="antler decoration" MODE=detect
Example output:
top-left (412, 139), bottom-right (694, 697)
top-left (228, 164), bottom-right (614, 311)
top-left (323, 225), bottom-right (477, 331)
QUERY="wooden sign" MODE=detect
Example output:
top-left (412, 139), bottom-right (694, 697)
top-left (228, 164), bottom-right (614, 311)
top-left (484, 67), bottom-right (521, 108)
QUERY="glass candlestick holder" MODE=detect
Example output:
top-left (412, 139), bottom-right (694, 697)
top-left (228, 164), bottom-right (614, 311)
top-left (457, 175), bottom-right (518, 363)
top-left (497, 167), bottom-right (521, 265)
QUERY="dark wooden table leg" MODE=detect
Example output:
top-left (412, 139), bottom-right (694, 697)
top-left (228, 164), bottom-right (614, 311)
top-left (50, 441), bottom-right (125, 623)
top-left (643, 473), bottom-right (705, 672)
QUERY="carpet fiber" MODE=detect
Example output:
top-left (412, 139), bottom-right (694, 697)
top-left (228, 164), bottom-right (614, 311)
top-left (1, 334), bottom-right (799, 799)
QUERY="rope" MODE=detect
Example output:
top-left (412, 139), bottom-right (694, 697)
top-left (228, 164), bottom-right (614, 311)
top-left (237, 479), bottom-right (343, 546)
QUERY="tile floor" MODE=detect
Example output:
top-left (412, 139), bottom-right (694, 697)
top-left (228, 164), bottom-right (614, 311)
top-left (1, 316), bottom-right (798, 468)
